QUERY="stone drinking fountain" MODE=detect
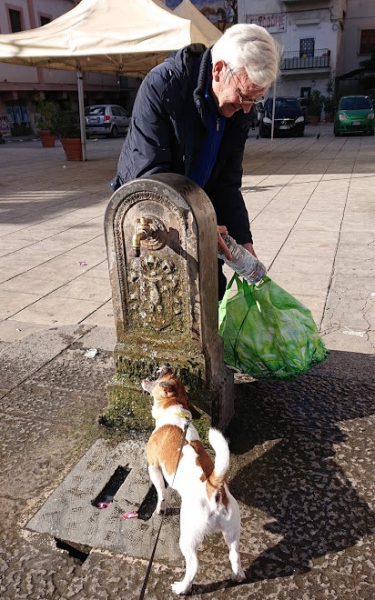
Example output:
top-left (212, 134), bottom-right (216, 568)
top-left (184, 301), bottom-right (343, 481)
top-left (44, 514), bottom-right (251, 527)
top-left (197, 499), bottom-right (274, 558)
top-left (26, 174), bottom-right (236, 561)
top-left (103, 173), bottom-right (234, 435)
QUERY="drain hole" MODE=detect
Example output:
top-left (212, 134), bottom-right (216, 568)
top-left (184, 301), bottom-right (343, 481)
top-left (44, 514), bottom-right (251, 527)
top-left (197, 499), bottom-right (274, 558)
top-left (92, 466), bottom-right (130, 507)
top-left (55, 539), bottom-right (91, 563)
top-left (137, 486), bottom-right (158, 521)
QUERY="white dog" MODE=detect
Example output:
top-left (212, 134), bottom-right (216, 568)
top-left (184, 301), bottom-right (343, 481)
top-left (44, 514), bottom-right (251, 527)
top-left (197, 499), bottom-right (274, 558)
top-left (142, 365), bottom-right (245, 595)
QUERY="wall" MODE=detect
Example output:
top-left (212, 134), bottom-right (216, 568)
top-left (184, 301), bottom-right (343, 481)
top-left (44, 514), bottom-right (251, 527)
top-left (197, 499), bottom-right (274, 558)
top-left (0, 0), bottom-right (77, 84)
top-left (340, 0), bottom-right (375, 74)
top-left (238, 0), bottom-right (346, 98)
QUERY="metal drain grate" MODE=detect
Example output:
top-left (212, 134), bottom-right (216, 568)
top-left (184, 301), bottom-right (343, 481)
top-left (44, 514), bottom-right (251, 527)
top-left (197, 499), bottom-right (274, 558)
top-left (27, 439), bottom-right (181, 563)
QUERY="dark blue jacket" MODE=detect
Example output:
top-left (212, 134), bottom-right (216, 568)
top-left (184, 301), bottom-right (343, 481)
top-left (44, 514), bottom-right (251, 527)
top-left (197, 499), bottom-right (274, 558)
top-left (111, 44), bottom-right (253, 245)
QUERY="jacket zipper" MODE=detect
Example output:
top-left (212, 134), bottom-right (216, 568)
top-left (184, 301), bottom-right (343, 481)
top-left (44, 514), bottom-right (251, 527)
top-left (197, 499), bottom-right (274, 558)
top-left (202, 118), bottom-right (222, 183)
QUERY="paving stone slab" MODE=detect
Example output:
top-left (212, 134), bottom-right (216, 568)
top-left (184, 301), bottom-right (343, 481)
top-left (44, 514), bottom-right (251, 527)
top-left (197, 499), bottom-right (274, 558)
top-left (0, 413), bottom-right (102, 500)
top-left (1, 384), bottom-right (108, 424)
top-left (0, 325), bottom-right (93, 393)
top-left (0, 528), bottom-right (81, 600)
top-left (79, 325), bottom-right (116, 352)
top-left (23, 346), bottom-right (114, 395)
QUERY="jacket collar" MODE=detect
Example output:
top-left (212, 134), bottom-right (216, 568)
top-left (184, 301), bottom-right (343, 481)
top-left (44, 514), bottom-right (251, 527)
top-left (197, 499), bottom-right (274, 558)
top-left (193, 47), bottom-right (213, 125)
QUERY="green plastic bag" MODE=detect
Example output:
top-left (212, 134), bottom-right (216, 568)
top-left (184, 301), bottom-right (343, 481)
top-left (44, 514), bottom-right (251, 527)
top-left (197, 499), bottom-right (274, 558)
top-left (218, 274), bottom-right (329, 380)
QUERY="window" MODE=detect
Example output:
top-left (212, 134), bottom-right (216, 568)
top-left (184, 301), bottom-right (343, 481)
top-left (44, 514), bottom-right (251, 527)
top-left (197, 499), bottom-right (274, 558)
top-left (85, 106), bottom-right (105, 116)
top-left (300, 38), bottom-right (315, 58)
top-left (300, 87), bottom-right (311, 99)
top-left (9, 9), bottom-right (22, 32)
top-left (274, 98), bottom-right (299, 109)
top-left (360, 30), bottom-right (375, 55)
top-left (40, 16), bottom-right (51, 26)
top-left (339, 96), bottom-right (372, 110)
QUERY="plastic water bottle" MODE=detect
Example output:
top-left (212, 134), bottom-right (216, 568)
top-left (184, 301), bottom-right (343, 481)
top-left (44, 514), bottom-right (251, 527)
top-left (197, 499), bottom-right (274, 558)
top-left (218, 234), bottom-right (266, 284)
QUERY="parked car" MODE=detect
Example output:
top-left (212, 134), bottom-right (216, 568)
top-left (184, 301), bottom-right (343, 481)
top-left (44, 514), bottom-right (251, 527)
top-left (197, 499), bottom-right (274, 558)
top-left (334, 95), bottom-right (374, 136)
top-left (85, 104), bottom-right (131, 138)
top-left (259, 97), bottom-right (305, 137)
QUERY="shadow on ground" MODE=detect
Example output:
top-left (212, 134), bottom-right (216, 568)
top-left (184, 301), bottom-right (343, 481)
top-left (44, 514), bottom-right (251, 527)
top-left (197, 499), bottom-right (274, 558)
top-left (221, 350), bottom-right (375, 585)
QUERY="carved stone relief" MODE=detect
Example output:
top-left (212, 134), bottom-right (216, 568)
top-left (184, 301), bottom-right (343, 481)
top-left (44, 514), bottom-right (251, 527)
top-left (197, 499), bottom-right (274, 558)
top-left (129, 254), bottom-right (184, 332)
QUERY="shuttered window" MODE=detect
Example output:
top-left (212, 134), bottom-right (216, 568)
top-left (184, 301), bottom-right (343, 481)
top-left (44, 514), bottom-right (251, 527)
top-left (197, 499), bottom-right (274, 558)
top-left (9, 9), bottom-right (22, 32)
top-left (360, 30), bottom-right (375, 55)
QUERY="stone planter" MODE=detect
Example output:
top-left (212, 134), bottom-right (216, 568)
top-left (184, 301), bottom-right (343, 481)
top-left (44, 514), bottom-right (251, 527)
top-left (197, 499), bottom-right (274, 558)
top-left (60, 138), bottom-right (83, 161)
top-left (309, 115), bottom-right (320, 125)
top-left (39, 130), bottom-right (56, 148)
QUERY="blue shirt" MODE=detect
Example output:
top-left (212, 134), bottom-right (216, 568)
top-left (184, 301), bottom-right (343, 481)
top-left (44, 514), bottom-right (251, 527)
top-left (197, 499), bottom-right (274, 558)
top-left (190, 70), bottom-right (226, 188)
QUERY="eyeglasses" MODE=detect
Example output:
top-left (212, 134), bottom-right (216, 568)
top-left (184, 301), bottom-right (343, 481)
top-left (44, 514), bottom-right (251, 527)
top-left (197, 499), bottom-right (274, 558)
top-left (228, 67), bottom-right (264, 106)
top-left (237, 89), bottom-right (264, 106)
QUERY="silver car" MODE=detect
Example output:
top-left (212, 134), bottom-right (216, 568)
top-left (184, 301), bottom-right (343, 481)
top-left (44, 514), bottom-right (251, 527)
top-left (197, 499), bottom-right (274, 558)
top-left (85, 104), bottom-right (131, 138)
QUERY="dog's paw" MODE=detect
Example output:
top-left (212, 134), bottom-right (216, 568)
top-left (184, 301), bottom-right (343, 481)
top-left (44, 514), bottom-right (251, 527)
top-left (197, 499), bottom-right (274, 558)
top-left (232, 567), bottom-right (246, 582)
top-left (171, 581), bottom-right (191, 595)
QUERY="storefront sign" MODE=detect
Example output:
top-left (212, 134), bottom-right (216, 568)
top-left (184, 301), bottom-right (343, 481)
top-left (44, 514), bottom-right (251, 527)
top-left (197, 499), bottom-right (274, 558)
top-left (246, 13), bottom-right (286, 33)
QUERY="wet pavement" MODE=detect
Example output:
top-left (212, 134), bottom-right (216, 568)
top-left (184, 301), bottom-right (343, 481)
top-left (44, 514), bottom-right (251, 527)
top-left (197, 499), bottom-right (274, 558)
top-left (0, 125), bottom-right (375, 598)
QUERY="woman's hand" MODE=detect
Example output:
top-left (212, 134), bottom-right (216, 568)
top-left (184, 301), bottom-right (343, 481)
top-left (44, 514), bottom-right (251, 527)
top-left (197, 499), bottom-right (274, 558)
top-left (242, 242), bottom-right (257, 257)
top-left (217, 228), bottom-right (257, 261)
top-left (217, 226), bottom-right (233, 261)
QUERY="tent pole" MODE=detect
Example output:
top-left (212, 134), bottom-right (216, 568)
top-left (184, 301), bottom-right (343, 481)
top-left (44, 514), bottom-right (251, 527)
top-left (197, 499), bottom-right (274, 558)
top-left (271, 79), bottom-right (276, 143)
top-left (77, 71), bottom-right (87, 161)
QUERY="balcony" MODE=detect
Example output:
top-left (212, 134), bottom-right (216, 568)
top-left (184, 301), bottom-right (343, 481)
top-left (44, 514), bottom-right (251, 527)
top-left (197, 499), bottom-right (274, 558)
top-left (283, 0), bottom-right (329, 4)
top-left (281, 49), bottom-right (331, 70)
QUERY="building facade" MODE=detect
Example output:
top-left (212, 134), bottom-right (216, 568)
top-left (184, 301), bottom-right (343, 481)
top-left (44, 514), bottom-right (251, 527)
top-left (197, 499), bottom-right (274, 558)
top-left (336, 0), bottom-right (375, 96)
top-left (238, 0), bottom-right (347, 101)
top-left (0, 0), bottom-right (136, 137)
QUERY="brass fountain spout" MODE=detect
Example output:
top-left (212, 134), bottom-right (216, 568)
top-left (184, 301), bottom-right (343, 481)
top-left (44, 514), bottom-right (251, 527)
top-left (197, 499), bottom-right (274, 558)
top-left (132, 217), bottom-right (153, 257)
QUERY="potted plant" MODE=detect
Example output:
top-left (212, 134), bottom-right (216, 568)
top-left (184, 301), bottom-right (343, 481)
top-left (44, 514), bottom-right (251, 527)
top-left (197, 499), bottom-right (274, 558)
top-left (34, 97), bottom-right (57, 147)
top-left (323, 79), bottom-right (336, 123)
top-left (51, 109), bottom-right (83, 161)
top-left (324, 95), bottom-right (336, 123)
top-left (308, 90), bottom-right (325, 125)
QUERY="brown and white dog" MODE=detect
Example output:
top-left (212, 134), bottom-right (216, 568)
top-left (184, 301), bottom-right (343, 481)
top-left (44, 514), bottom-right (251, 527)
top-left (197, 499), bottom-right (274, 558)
top-left (142, 365), bottom-right (245, 595)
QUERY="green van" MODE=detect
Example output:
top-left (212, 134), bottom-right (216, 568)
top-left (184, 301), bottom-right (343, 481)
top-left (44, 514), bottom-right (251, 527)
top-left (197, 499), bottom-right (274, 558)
top-left (334, 95), bottom-right (374, 136)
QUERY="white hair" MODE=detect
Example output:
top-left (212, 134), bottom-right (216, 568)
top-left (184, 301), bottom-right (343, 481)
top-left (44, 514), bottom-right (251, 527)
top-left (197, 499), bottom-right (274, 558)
top-left (211, 24), bottom-right (281, 88)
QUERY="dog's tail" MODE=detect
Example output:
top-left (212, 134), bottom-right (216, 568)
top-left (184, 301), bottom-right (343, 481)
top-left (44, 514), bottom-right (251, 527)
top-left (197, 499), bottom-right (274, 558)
top-left (208, 428), bottom-right (230, 487)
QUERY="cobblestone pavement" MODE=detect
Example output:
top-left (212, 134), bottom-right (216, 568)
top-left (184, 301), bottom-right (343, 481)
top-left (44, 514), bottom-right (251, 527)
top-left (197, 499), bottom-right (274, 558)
top-left (0, 125), bottom-right (374, 599)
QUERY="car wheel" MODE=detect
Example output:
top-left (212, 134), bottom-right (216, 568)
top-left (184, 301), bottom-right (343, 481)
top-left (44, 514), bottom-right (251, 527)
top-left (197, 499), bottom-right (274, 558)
top-left (298, 130), bottom-right (304, 137)
top-left (110, 125), bottom-right (119, 138)
top-left (334, 127), bottom-right (340, 137)
top-left (369, 129), bottom-right (374, 136)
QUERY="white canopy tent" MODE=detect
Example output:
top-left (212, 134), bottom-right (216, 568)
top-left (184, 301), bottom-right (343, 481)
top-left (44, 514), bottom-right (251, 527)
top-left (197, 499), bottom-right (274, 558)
top-left (0, 0), bottom-right (221, 74)
top-left (0, 0), bottom-right (221, 158)
top-left (174, 0), bottom-right (220, 33)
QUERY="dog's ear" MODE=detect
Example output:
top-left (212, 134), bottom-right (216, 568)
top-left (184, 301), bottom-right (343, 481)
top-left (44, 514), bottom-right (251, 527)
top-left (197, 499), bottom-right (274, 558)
top-left (158, 364), bottom-right (173, 377)
top-left (159, 381), bottom-right (177, 395)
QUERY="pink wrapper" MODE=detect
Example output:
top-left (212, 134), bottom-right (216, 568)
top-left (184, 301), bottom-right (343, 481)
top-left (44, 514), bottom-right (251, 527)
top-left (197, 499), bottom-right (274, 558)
top-left (120, 511), bottom-right (138, 519)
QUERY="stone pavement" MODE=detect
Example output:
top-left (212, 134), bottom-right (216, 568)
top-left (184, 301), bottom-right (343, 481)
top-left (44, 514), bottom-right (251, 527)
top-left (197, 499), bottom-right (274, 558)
top-left (0, 125), bottom-right (374, 599)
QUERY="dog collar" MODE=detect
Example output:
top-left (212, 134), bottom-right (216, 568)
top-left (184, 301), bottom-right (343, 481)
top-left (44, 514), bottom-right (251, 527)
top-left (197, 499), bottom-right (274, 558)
top-left (155, 411), bottom-right (190, 422)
